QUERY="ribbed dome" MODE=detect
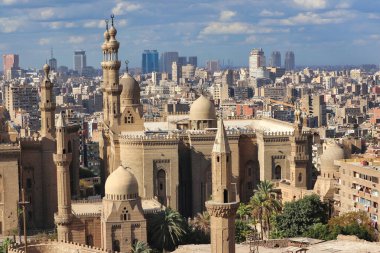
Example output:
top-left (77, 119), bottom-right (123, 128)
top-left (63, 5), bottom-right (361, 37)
top-left (105, 165), bottom-right (139, 200)
top-left (320, 140), bottom-right (344, 171)
top-left (109, 25), bottom-right (117, 37)
top-left (189, 95), bottom-right (216, 121)
top-left (120, 72), bottom-right (140, 104)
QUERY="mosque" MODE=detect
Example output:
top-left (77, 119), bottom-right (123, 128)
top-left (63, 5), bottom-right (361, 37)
top-left (2, 15), bottom-right (348, 253)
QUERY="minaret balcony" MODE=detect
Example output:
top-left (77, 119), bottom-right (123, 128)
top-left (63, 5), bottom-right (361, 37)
top-left (39, 102), bottom-right (56, 110)
top-left (54, 213), bottom-right (72, 225)
top-left (53, 153), bottom-right (72, 164)
top-left (205, 201), bottom-right (239, 218)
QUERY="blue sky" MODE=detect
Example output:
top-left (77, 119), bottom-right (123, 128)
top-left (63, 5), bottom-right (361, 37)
top-left (1, 0), bottom-right (380, 69)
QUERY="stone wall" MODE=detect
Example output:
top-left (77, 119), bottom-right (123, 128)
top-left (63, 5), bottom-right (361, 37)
top-left (8, 240), bottom-right (111, 253)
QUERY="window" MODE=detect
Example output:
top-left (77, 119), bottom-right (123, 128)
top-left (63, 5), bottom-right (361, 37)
top-left (26, 178), bottom-right (32, 189)
top-left (298, 173), bottom-right (302, 182)
top-left (121, 207), bottom-right (129, 221)
top-left (224, 189), bottom-right (228, 203)
top-left (112, 240), bottom-right (120, 252)
top-left (217, 156), bottom-right (220, 162)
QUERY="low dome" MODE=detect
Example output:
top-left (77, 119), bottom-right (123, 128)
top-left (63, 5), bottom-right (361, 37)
top-left (320, 140), bottom-right (344, 171)
top-left (105, 165), bottom-right (138, 200)
top-left (120, 72), bottom-right (140, 104)
top-left (189, 95), bottom-right (216, 121)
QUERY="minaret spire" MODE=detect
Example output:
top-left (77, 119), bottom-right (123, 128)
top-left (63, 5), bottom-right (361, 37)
top-left (39, 64), bottom-right (56, 137)
top-left (206, 114), bottom-right (239, 253)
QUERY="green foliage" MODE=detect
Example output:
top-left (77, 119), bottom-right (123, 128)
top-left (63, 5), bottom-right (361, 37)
top-left (148, 208), bottom-right (187, 252)
top-left (275, 194), bottom-right (328, 238)
top-left (237, 203), bottom-right (252, 220)
top-left (249, 180), bottom-right (282, 239)
top-left (185, 211), bottom-right (210, 244)
top-left (235, 220), bottom-right (251, 243)
top-left (0, 238), bottom-right (13, 253)
top-left (132, 241), bottom-right (152, 253)
top-left (79, 167), bottom-right (95, 179)
top-left (303, 223), bottom-right (336, 240)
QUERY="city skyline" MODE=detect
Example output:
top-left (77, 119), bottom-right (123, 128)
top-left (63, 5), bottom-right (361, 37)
top-left (0, 0), bottom-right (380, 69)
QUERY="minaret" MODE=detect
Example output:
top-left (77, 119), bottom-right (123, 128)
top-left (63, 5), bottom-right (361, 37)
top-left (289, 103), bottom-right (309, 188)
top-left (101, 19), bottom-right (110, 125)
top-left (105, 14), bottom-right (122, 127)
top-left (53, 112), bottom-right (73, 241)
top-left (206, 117), bottom-right (239, 253)
top-left (39, 64), bottom-right (56, 136)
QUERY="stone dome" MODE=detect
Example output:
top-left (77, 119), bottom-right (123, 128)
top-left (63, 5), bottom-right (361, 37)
top-left (120, 72), bottom-right (140, 104)
top-left (105, 165), bottom-right (139, 200)
top-left (320, 140), bottom-right (344, 172)
top-left (189, 95), bottom-right (216, 121)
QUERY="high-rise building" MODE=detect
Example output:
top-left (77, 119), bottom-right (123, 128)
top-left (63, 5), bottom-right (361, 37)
top-left (141, 50), bottom-right (159, 74)
top-left (2, 54), bottom-right (20, 80)
top-left (249, 48), bottom-right (266, 78)
top-left (172, 61), bottom-right (181, 83)
top-left (182, 64), bottom-right (195, 79)
top-left (206, 60), bottom-right (220, 73)
top-left (160, 52), bottom-right (179, 74)
top-left (270, 51), bottom-right (281, 67)
top-left (188, 56), bottom-right (198, 67)
top-left (302, 94), bottom-right (326, 127)
top-left (178, 56), bottom-right (187, 67)
top-left (49, 48), bottom-right (57, 71)
top-left (285, 51), bottom-right (295, 71)
top-left (74, 50), bottom-right (87, 75)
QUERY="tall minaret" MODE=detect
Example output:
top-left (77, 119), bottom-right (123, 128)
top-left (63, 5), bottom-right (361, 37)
top-left (106, 14), bottom-right (122, 127)
top-left (206, 117), bottom-right (239, 253)
top-left (53, 112), bottom-right (73, 241)
top-left (101, 19), bottom-right (110, 125)
top-left (39, 64), bottom-right (56, 136)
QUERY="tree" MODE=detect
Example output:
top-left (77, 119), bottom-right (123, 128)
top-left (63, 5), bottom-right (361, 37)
top-left (235, 220), bottom-right (251, 243)
top-left (132, 241), bottom-right (152, 253)
top-left (0, 238), bottom-right (13, 253)
top-left (275, 194), bottom-right (328, 238)
top-left (250, 180), bottom-right (281, 239)
top-left (190, 211), bottom-right (210, 235)
top-left (237, 203), bottom-right (252, 221)
top-left (148, 208), bottom-right (187, 252)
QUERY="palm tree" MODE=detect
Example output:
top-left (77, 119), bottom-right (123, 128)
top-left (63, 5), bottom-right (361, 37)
top-left (132, 241), bottom-right (152, 253)
top-left (149, 208), bottom-right (187, 252)
top-left (250, 180), bottom-right (281, 238)
top-left (190, 211), bottom-right (210, 235)
top-left (237, 203), bottom-right (252, 221)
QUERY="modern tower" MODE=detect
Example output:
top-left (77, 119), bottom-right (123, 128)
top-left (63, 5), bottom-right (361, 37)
top-left (54, 112), bottom-right (73, 242)
top-left (178, 56), bottom-right (187, 67)
top-left (2, 54), bottom-right (20, 80)
top-left (249, 48), bottom-right (266, 78)
top-left (141, 50), bottom-right (159, 74)
top-left (206, 117), bottom-right (239, 253)
top-left (270, 51), bottom-right (281, 67)
top-left (49, 48), bottom-right (58, 71)
top-left (39, 64), bottom-right (56, 137)
top-left (159, 52), bottom-right (179, 74)
top-left (74, 50), bottom-right (87, 75)
top-left (188, 56), bottom-right (198, 67)
top-left (284, 51), bottom-right (295, 71)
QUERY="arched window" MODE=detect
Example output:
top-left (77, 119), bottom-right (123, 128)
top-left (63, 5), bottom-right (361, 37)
top-left (274, 165), bottom-right (281, 180)
top-left (224, 189), bottom-right (228, 203)
top-left (157, 169), bottom-right (167, 206)
top-left (112, 240), bottom-right (120, 252)
top-left (298, 172), bottom-right (302, 182)
top-left (86, 235), bottom-right (94, 246)
top-left (121, 207), bottom-right (129, 221)
top-left (68, 140), bottom-right (72, 153)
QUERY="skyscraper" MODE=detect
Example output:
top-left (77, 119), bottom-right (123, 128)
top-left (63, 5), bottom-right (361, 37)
top-left (178, 56), bottom-right (187, 67)
top-left (285, 51), bottom-right (295, 71)
top-left (141, 50), bottom-right (159, 74)
top-left (2, 54), bottom-right (20, 80)
top-left (74, 50), bottom-right (86, 75)
top-left (160, 52), bottom-right (178, 74)
top-left (206, 60), bottom-right (220, 73)
top-left (49, 48), bottom-right (57, 71)
top-left (188, 56), bottom-right (198, 67)
top-left (249, 48), bottom-right (266, 78)
top-left (270, 51), bottom-right (281, 67)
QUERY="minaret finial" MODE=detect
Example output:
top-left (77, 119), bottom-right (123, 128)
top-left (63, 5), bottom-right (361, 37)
top-left (111, 14), bottom-right (115, 26)
top-left (125, 60), bottom-right (129, 73)
top-left (105, 19), bottom-right (109, 30)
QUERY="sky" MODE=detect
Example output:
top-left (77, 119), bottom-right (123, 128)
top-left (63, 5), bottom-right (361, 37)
top-left (1, 0), bottom-right (380, 70)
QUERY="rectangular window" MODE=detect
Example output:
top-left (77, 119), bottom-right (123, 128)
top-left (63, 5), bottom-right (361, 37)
top-left (27, 178), bottom-right (32, 189)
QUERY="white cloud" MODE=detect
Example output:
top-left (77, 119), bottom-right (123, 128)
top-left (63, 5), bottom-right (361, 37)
top-left (38, 38), bottom-right (51, 46)
top-left (0, 0), bottom-right (28, 4)
top-left (68, 36), bottom-right (85, 44)
top-left (336, 0), bottom-right (351, 9)
top-left (112, 1), bottom-right (141, 15)
top-left (219, 10), bottom-right (236, 21)
top-left (38, 8), bottom-right (55, 20)
top-left (48, 21), bottom-right (76, 29)
top-left (261, 10), bottom-right (355, 26)
top-left (0, 18), bottom-right (24, 33)
top-left (118, 19), bottom-right (128, 27)
top-left (292, 0), bottom-right (327, 9)
top-left (201, 21), bottom-right (287, 35)
top-left (83, 20), bottom-right (105, 28)
top-left (244, 35), bottom-right (257, 43)
top-left (368, 13), bottom-right (380, 20)
top-left (259, 9), bottom-right (284, 17)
